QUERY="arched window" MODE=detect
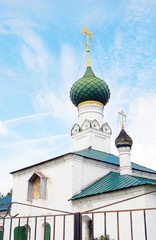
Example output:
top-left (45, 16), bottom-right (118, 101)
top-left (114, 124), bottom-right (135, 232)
top-left (82, 215), bottom-right (93, 240)
top-left (14, 226), bottom-right (26, 240)
top-left (0, 226), bottom-right (3, 240)
top-left (43, 222), bottom-right (51, 240)
top-left (24, 224), bottom-right (31, 240)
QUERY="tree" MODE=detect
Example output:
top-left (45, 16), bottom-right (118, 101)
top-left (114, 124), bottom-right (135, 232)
top-left (0, 188), bottom-right (12, 198)
top-left (6, 188), bottom-right (12, 197)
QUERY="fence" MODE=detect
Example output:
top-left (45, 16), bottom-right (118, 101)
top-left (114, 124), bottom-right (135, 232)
top-left (0, 207), bottom-right (156, 240)
top-left (0, 193), bottom-right (156, 240)
top-left (0, 201), bottom-right (76, 240)
top-left (81, 208), bottom-right (156, 240)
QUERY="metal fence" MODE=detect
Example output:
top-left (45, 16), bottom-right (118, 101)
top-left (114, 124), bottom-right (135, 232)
top-left (0, 193), bottom-right (156, 240)
top-left (0, 202), bottom-right (77, 240)
top-left (81, 208), bottom-right (156, 240)
top-left (0, 208), bottom-right (156, 240)
top-left (0, 213), bottom-right (76, 240)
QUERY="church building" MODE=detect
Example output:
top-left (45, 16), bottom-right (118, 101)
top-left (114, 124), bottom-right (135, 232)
top-left (0, 27), bottom-right (156, 240)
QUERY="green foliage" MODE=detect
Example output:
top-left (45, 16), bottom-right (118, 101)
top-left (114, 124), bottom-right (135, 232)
top-left (0, 188), bottom-right (12, 198)
top-left (6, 188), bottom-right (12, 197)
top-left (93, 234), bottom-right (110, 240)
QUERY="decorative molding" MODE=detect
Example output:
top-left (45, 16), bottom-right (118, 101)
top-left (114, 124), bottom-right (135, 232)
top-left (78, 100), bottom-right (104, 108)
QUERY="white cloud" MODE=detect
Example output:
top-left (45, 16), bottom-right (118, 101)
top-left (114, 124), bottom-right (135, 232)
top-left (110, 91), bottom-right (156, 171)
top-left (0, 121), bottom-right (8, 136)
top-left (20, 30), bottom-right (53, 74)
top-left (35, 89), bottom-right (77, 126)
top-left (34, 44), bottom-right (79, 125)
top-left (126, 0), bottom-right (156, 21)
top-left (127, 94), bottom-right (156, 169)
top-left (4, 112), bottom-right (53, 125)
top-left (2, 134), bottom-right (69, 149)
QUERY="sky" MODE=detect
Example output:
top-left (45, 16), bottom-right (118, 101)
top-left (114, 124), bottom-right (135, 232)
top-left (0, 0), bottom-right (156, 195)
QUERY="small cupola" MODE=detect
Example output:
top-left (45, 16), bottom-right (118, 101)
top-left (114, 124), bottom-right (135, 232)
top-left (115, 128), bottom-right (133, 149)
top-left (115, 111), bottom-right (133, 175)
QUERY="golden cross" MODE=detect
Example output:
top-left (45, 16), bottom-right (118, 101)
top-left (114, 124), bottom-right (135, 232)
top-left (81, 26), bottom-right (94, 66)
top-left (118, 110), bottom-right (126, 129)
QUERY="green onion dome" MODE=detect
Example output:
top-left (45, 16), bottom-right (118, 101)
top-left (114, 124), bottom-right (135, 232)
top-left (70, 66), bottom-right (110, 107)
top-left (115, 129), bottom-right (133, 148)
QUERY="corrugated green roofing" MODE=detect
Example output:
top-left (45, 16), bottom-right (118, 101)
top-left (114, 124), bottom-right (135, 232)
top-left (71, 172), bottom-right (156, 200)
top-left (74, 148), bottom-right (156, 174)
top-left (0, 196), bottom-right (12, 211)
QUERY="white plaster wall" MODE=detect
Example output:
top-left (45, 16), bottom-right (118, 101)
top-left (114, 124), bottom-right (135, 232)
top-left (11, 155), bottom-right (74, 217)
top-left (11, 153), bottom-right (118, 217)
top-left (72, 155), bottom-right (111, 195)
top-left (72, 128), bottom-right (111, 153)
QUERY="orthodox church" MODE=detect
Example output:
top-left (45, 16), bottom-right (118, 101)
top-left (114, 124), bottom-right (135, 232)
top-left (1, 27), bottom-right (156, 240)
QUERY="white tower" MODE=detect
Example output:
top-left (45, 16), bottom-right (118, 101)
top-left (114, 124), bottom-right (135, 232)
top-left (70, 27), bottom-right (112, 153)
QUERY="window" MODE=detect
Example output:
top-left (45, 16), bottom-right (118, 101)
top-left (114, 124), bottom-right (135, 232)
top-left (27, 171), bottom-right (47, 201)
top-left (43, 223), bottom-right (51, 240)
top-left (14, 225), bottom-right (31, 240)
top-left (0, 226), bottom-right (3, 240)
top-left (14, 226), bottom-right (26, 240)
top-left (82, 215), bottom-right (93, 240)
top-left (33, 176), bottom-right (40, 199)
top-left (24, 225), bottom-right (31, 240)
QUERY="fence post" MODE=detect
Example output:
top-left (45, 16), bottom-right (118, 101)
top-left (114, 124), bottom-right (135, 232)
top-left (74, 212), bottom-right (82, 240)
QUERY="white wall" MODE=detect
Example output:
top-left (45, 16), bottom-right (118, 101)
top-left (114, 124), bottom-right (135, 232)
top-left (11, 154), bottom-right (74, 216)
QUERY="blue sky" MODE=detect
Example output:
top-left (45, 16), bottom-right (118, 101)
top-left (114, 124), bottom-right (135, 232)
top-left (0, 0), bottom-right (156, 194)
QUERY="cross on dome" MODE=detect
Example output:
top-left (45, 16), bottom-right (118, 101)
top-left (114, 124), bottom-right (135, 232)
top-left (70, 27), bottom-right (110, 107)
top-left (118, 110), bottom-right (126, 129)
top-left (81, 26), bottom-right (94, 66)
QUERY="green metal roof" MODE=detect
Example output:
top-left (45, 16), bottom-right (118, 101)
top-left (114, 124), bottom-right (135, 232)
top-left (71, 172), bottom-right (156, 200)
top-left (74, 148), bottom-right (156, 174)
top-left (70, 66), bottom-right (110, 106)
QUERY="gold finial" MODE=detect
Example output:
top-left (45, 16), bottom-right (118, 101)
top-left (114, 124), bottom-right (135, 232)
top-left (118, 110), bottom-right (126, 129)
top-left (81, 26), bottom-right (94, 66)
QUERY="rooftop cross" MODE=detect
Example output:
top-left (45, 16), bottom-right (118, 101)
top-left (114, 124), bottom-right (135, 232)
top-left (118, 110), bottom-right (126, 129)
top-left (81, 26), bottom-right (94, 67)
